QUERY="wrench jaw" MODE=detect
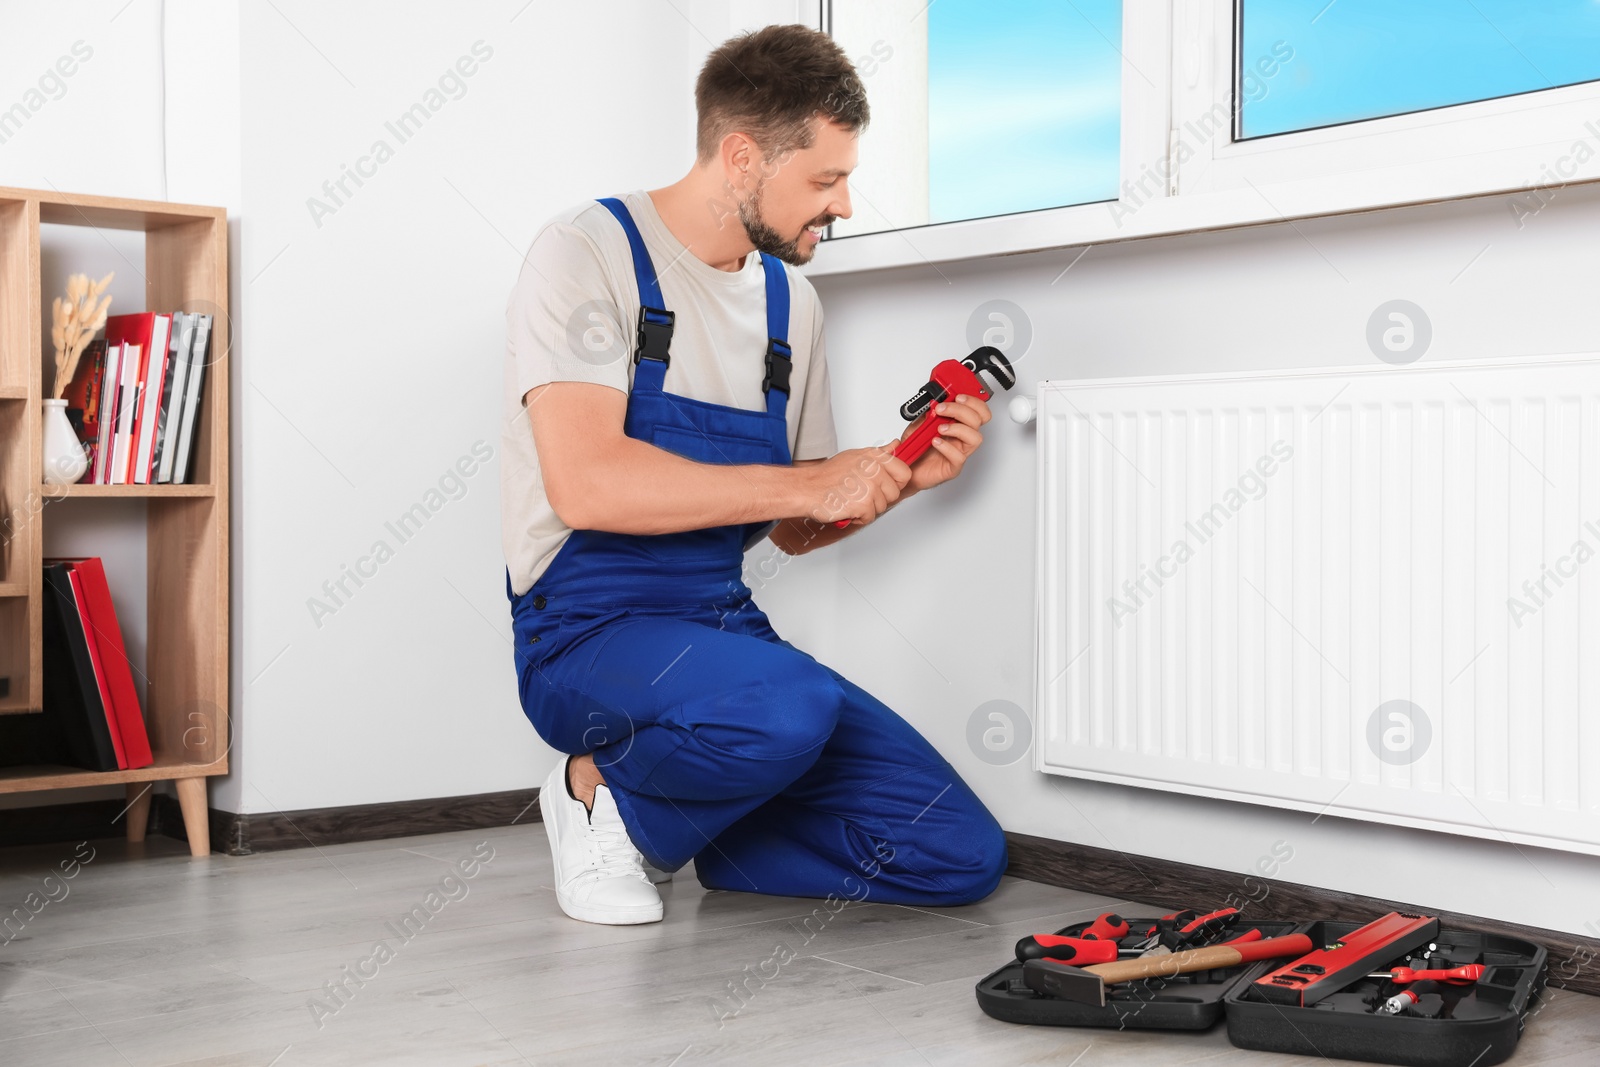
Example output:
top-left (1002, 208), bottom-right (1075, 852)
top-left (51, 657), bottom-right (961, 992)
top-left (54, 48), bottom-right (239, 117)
top-left (898, 346), bottom-right (1019, 423)
top-left (963, 345), bottom-right (1017, 394)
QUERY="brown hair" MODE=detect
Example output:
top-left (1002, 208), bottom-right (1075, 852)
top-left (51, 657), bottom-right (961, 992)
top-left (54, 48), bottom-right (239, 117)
top-left (695, 24), bottom-right (870, 164)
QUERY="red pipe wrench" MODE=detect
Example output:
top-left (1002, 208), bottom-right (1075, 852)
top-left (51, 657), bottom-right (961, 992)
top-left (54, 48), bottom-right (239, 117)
top-left (832, 345), bottom-right (1017, 528)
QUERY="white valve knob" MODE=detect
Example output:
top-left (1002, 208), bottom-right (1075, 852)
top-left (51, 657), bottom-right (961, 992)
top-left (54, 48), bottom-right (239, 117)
top-left (1008, 394), bottom-right (1037, 425)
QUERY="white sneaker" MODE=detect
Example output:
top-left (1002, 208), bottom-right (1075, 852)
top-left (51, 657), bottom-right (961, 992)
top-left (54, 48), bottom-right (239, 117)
top-left (539, 756), bottom-right (663, 925)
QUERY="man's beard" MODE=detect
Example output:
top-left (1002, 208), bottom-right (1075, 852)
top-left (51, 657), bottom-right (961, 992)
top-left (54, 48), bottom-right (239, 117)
top-left (738, 182), bottom-right (833, 266)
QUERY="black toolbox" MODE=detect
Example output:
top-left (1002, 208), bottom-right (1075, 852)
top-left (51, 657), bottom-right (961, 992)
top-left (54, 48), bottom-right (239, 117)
top-left (1224, 920), bottom-right (1547, 1067)
top-left (975, 914), bottom-right (1304, 1030)
top-left (976, 914), bottom-right (1547, 1065)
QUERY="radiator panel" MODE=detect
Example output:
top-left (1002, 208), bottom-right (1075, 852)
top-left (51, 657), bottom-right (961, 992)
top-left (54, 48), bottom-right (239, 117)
top-left (1035, 356), bottom-right (1600, 854)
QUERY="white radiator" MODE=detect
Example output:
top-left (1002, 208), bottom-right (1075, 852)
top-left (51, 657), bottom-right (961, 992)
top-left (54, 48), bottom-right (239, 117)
top-left (1034, 355), bottom-right (1600, 855)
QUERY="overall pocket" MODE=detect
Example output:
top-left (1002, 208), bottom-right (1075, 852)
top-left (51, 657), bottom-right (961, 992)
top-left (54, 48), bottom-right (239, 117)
top-left (511, 605), bottom-right (564, 682)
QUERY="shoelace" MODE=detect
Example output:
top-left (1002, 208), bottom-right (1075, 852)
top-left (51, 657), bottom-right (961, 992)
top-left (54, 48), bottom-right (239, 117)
top-left (576, 816), bottom-right (648, 881)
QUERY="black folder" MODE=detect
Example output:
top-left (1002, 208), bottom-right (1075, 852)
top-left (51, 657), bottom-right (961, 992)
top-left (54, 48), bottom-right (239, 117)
top-left (41, 562), bottom-right (119, 771)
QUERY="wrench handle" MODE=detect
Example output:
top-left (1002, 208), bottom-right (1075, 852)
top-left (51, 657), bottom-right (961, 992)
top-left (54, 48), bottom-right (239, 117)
top-left (829, 416), bottom-right (949, 528)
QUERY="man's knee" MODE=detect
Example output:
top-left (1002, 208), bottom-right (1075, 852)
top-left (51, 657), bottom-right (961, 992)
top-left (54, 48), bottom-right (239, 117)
top-left (748, 667), bottom-right (847, 760)
top-left (689, 665), bottom-right (846, 795)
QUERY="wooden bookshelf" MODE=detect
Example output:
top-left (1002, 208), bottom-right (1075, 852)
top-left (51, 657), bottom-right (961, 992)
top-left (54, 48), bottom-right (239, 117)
top-left (0, 186), bottom-right (229, 856)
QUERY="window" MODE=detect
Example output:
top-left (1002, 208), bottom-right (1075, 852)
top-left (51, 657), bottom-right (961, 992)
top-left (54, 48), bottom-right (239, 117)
top-left (1238, 0), bottom-right (1600, 139)
top-left (825, 0), bottom-right (1121, 239)
top-left (927, 0), bottom-right (1121, 223)
top-left (810, 0), bottom-right (1600, 275)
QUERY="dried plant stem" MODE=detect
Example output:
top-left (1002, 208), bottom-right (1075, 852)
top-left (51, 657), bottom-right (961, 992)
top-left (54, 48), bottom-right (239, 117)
top-left (49, 271), bottom-right (114, 400)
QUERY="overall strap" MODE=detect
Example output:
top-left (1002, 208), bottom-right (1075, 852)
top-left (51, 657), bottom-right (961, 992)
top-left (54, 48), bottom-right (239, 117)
top-left (760, 251), bottom-right (792, 419)
top-left (596, 197), bottom-right (672, 394)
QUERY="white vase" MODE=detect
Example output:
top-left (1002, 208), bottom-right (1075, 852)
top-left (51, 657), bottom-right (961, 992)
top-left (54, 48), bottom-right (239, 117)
top-left (42, 398), bottom-right (89, 485)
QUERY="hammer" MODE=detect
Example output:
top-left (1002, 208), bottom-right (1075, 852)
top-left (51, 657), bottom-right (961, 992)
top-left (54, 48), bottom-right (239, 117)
top-left (1022, 932), bottom-right (1315, 1007)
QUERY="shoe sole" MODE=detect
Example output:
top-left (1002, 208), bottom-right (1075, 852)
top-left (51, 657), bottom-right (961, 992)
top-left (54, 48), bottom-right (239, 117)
top-left (540, 770), bottom-right (664, 926)
top-left (554, 894), bottom-right (663, 925)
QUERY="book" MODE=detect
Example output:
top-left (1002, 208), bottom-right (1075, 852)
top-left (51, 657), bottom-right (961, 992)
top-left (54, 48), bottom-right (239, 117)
top-left (153, 312), bottom-right (193, 484)
top-left (41, 562), bottom-right (119, 771)
top-left (60, 338), bottom-right (108, 482)
top-left (132, 315), bottom-right (173, 484)
top-left (171, 314), bottom-right (211, 484)
top-left (58, 310), bottom-right (208, 485)
top-left (108, 341), bottom-right (140, 484)
top-left (67, 564), bottom-right (125, 768)
top-left (104, 312), bottom-right (172, 484)
top-left (45, 556), bottom-right (152, 768)
top-left (92, 342), bottom-right (124, 483)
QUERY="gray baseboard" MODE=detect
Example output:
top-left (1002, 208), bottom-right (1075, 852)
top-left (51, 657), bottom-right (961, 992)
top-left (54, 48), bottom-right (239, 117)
top-left (187, 788), bottom-right (543, 856)
top-left (0, 788), bottom-right (541, 855)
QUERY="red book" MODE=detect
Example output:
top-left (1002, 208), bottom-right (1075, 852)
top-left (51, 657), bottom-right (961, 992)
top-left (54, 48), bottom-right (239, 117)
top-left (44, 556), bottom-right (153, 769)
top-left (65, 565), bottom-right (125, 768)
top-left (104, 312), bottom-right (172, 484)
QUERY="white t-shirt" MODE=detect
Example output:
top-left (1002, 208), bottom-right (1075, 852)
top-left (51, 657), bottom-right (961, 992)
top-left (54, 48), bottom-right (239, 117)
top-left (501, 188), bottom-right (839, 598)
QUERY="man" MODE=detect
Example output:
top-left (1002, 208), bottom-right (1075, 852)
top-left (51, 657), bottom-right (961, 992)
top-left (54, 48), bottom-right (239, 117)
top-left (502, 23), bottom-right (1006, 925)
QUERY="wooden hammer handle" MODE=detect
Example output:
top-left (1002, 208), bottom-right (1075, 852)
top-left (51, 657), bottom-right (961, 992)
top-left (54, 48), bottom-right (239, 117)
top-left (1085, 933), bottom-right (1315, 986)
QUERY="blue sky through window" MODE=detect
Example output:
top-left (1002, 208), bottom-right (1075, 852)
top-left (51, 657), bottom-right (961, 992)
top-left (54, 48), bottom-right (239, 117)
top-left (927, 0), bottom-right (1121, 224)
top-left (1239, 1), bottom-right (1600, 138)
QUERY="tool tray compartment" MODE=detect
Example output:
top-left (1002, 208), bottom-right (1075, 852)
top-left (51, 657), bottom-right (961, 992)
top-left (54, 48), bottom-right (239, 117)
top-left (1224, 920), bottom-right (1546, 1067)
top-left (975, 916), bottom-right (1303, 1030)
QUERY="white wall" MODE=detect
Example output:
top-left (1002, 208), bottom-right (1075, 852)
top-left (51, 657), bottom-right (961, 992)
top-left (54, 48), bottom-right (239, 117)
top-left (226, 1), bottom-right (691, 813)
top-left (801, 183), bottom-right (1600, 938)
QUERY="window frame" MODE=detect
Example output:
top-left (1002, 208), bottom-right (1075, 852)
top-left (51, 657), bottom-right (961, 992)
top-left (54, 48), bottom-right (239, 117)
top-left (804, 0), bottom-right (1600, 278)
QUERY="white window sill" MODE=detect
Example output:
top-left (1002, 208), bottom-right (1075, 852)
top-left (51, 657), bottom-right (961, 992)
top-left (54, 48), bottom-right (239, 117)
top-left (800, 119), bottom-right (1600, 278)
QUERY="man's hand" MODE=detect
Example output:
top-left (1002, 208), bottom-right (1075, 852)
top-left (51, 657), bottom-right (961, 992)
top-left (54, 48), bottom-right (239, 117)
top-left (902, 392), bottom-right (991, 493)
top-left (769, 451), bottom-right (909, 555)
top-left (795, 444), bottom-right (913, 527)
top-left (767, 393), bottom-right (993, 555)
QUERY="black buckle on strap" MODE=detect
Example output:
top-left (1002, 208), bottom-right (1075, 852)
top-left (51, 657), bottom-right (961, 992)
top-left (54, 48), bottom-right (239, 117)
top-left (635, 307), bottom-right (675, 365)
top-left (763, 337), bottom-right (793, 395)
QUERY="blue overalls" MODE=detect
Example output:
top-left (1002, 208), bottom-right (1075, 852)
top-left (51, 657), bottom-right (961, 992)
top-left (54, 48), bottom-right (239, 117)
top-left (505, 196), bottom-right (1007, 906)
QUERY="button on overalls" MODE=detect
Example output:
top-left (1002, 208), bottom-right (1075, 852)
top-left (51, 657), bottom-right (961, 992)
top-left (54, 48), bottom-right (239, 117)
top-left (505, 196), bottom-right (1006, 905)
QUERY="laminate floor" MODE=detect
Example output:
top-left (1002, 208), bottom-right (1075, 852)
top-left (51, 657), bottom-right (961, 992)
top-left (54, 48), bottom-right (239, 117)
top-left (1, 825), bottom-right (1594, 1065)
